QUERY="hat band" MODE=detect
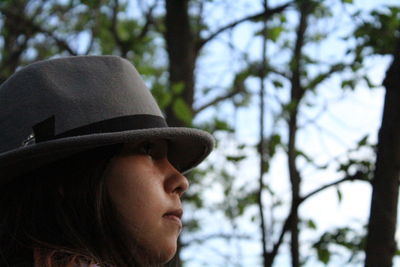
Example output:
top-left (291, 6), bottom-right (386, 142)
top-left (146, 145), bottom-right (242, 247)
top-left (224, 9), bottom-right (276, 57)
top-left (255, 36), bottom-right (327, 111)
top-left (31, 114), bottom-right (168, 143)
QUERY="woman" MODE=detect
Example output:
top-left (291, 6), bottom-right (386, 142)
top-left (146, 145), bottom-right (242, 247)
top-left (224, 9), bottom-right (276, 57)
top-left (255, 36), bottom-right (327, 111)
top-left (0, 56), bottom-right (214, 266)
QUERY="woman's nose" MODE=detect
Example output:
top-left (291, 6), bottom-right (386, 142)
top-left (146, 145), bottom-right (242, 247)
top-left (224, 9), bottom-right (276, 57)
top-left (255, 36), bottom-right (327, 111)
top-left (162, 159), bottom-right (189, 197)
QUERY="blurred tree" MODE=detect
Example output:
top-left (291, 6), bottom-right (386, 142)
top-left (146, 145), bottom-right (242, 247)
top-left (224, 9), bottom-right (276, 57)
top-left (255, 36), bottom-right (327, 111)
top-left (251, 0), bottom-right (370, 265)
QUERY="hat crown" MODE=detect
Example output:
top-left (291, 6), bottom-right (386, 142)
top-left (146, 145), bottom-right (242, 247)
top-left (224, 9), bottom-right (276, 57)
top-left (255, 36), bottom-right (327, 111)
top-left (0, 56), bottom-right (164, 153)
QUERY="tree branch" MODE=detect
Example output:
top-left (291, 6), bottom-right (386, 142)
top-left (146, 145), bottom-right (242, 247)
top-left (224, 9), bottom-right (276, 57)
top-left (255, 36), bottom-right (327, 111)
top-left (265, 171), bottom-right (368, 265)
top-left (110, 0), bottom-right (126, 56)
top-left (138, 1), bottom-right (158, 40)
top-left (196, 2), bottom-right (292, 51)
top-left (305, 63), bottom-right (346, 90)
top-left (0, 8), bottom-right (78, 55)
top-left (265, 202), bottom-right (296, 266)
top-left (84, 5), bottom-right (102, 55)
top-left (300, 171), bottom-right (369, 204)
top-left (194, 88), bottom-right (241, 115)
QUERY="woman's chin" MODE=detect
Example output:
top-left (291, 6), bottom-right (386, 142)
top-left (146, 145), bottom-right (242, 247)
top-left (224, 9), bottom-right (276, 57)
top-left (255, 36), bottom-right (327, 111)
top-left (158, 244), bottom-right (177, 264)
top-left (142, 241), bottom-right (177, 265)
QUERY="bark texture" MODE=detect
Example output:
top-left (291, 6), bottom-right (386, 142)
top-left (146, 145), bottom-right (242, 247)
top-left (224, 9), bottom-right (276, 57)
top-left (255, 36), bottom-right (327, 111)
top-left (165, 0), bottom-right (196, 127)
top-left (364, 39), bottom-right (400, 267)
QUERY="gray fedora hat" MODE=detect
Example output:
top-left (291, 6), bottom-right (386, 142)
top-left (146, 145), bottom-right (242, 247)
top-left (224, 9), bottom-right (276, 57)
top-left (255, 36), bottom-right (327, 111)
top-left (0, 56), bottom-right (214, 185)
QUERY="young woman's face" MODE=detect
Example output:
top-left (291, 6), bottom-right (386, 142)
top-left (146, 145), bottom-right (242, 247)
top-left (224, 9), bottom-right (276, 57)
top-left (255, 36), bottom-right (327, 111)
top-left (104, 139), bottom-right (189, 264)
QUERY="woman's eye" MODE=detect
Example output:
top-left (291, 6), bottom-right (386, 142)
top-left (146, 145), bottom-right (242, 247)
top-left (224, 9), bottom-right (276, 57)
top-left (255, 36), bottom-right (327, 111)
top-left (139, 142), bottom-right (153, 156)
top-left (137, 140), bottom-right (168, 159)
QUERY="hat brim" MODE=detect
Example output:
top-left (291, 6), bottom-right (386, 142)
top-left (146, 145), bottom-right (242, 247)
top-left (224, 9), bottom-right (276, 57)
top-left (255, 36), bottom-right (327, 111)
top-left (0, 127), bottom-right (214, 185)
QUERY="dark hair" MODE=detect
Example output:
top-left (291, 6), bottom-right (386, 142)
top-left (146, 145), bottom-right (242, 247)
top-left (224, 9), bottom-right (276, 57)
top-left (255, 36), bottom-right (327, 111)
top-left (0, 144), bottom-right (158, 267)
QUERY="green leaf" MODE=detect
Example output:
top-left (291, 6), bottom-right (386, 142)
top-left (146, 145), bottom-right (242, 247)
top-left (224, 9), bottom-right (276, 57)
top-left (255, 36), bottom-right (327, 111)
top-left (267, 134), bottom-right (281, 157)
top-left (237, 143), bottom-right (247, 150)
top-left (336, 187), bottom-right (343, 204)
top-left (202, 87), bottom-right (213, 95)
top-left (303, 54), bottom-right (318, 64)
top-left (296, 150), bottom-right (312, 163)
top-left (283, 100), bottom-right (298, 114)
top-left (237, 190), bottom-right (258, 215)
top-left (172, 98), bottom-right (193, 124)
top-left (363, 76), bottom-right (377, 89)
top-left (151, 83), bottom-right (172, 109)
top-left (272, 79), bottom-right (284, 88)
top-left (317, 247), bottom-right (331, 264)
top-left (307, 219), bottom-right (317, 230)
top-left (172, 82), bottom-right (185, 95)
top-left (226, 155), bottom-right (247, 162)
top-left (357, 135), bottom-right (369, 147)
top-left (214, 119), bottom-right (233, 132)
top-left (268, 26), bottom-right (284, 42)
top-left (305, 101), bottom-right (315, 107)
top-left (185, 218), bottom-right (200, 232)
top-left (341, 79), bottom-right (356, 90)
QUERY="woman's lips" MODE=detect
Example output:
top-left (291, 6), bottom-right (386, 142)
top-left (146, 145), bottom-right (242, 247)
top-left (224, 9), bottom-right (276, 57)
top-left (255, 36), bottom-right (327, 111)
top-left (163, 209), bottom-right (183, 228)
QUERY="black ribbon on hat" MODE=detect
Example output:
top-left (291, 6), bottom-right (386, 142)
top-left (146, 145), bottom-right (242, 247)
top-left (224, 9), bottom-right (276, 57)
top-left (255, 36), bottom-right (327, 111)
top-left (32, 114), bottom-right (168, 143)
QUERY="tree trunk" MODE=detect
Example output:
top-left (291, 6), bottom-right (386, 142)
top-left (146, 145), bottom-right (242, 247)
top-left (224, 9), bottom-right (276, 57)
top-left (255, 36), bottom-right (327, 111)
top-left (288, 112), bottom-right (301, 267)
top-left (364, 38), bottom-right (400, 267)
top-left (164, 0), bottom-right (196, 127)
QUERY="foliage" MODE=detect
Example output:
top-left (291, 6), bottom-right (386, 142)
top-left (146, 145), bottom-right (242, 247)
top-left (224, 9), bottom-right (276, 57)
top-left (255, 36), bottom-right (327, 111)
top-left (313, 226), bottom-right (366, 265)
top-left (353, 6), bottom-right (400, 55)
